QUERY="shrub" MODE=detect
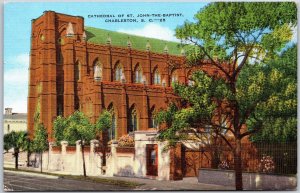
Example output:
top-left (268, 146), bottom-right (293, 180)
top-left (118, 135), bottom-right (134, 147)
top-left (259, 155), bottom-right (275, 173)
top-left (218, 160), bottom-right (230, 170)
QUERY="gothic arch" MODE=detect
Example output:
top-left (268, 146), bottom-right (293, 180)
top-left (114, 61), bottom-right (124, 81)
top-left (170, 69), bottom-right (179, 84)
top-left (153, 66), bottom-right (161, 85)
top-left (58, 25), bottom-right (67, 45)
top-left (128, 104), bottom-right (139, 133)
top-left (149, 105), bottom-right (158, 129)
top-left (93, 58), bottom-right (102, 81)
top-left (133, 63), bottom-right (143, 83)
top-left (107, 102), bottom-right (117, 140)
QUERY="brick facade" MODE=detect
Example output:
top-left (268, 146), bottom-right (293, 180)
top-left (28, 11), bottom-right (218, 141)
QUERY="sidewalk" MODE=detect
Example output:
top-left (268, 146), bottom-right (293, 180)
top-left (108, 176), bottom-right (235, 190)
top-left (4, 166), bottom-right (234, 191)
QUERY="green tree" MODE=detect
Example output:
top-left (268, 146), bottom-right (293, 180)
top-left (4, 131), bottom-right (28, 170)
top-left (160, 2), bottom-right (296, 190)
top-left (32, 123), bottom-right (48, 173)
top-left (23, 136), bottom-right (33, 167)
top-left (250, 45), bottom-right (297, 142)
top-left (63, 111), bottom-right (95, 177)
top-left (53, 115), bottom-right (68, 145)
top-left (95, 110), bottom-right (112, 174)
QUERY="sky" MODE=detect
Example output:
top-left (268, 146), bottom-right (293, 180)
top-left (3, 2), bottom-right (297, 113)
top-left (3, 2), bottom-right (207, 113)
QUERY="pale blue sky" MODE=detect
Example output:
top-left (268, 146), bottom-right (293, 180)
top-left (3, 2), bottom-right (297, 113)
top-left (4, 2), bottom-right (208, 113)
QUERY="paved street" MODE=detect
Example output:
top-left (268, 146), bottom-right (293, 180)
top-left (4, 171), bottom-right (132, 191)
top-left (4, 170), bottom-right (234, 191)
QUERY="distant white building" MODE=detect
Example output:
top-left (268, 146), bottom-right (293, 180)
top-left (3, 108), bottom-right (27, 134)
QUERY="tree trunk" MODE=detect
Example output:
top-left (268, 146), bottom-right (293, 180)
top-left (234, 139), bottom-right (243, 190)
top-left (101, 134), bottom-right (108, 174)
top-left (15, 151), bottom-right (19, 170)
top-left (40, 152), bottom-right (43, 173)
top-left (81, 143), bottom-right (87, 177)
top-left (27, 151), bottom-right (31, 167)
top-left (102, 144), bottom-right (106, 174)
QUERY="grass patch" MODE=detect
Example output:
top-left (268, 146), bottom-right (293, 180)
top-left (4, 167), bottom-right (142, 188)
top-left (62, 175), bottom-right (142, 188)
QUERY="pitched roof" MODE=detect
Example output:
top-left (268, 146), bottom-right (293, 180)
top-left (3, 113), bottom-right (27, 120)
top-left (85, 26), bottom-right (183, 55)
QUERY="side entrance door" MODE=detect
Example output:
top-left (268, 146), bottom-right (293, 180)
top-left (146, 144), bottom-right (158, 176)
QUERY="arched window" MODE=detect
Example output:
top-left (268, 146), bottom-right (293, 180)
top-left (114, 62), bottom-right (123, 82)
top-left (128, 106), bottom-right (138, 133)
top-left (153, 68), bottom-right (161, 85)
top-left (149, 107), bottom-right (158, 129)
top-left (134, 64), bottom-right (142, 83)
top-left (93, 60), bottom-right (102, 81)
top-left (171, 69), bottom-right (178, 84)
top-left (108, 104), bottom-right (117, 140)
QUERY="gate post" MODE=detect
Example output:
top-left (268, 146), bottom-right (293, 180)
top-left (90, 139), bottom-right (99, 176)
top-left (61, 141), bottom-right (68, 171)
top-left (111, 141), bottom-right (118, 176)
top-left (48, 142), bottom-right (54, 171)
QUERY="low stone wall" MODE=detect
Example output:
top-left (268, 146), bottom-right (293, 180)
top-left (198, 168), bottom-right (297, 190)
top-left (4, 131), bottom-right (173, 181)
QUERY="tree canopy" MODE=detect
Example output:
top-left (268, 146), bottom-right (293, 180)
top-left (250, 44), bottom-right (297, 142)
top-left (4, 131), bottom-right (29, 169)
top-left (32, 123), bottom-right (48, 153)
top-left (177, 2), bottom-right (297, 68)
top-left (4, 131), bottom-right (28, 152)
top-left (95, 110), bottom-right (112, 133)
top-left (53, 116), bottom-right (68, 145)
top-left (159, 2), bottom-right (296, 190)
top-left (63, 111), bottom-right (95, 144)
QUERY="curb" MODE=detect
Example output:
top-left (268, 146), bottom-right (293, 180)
top-left (4, 169), bottom-right (59, 179)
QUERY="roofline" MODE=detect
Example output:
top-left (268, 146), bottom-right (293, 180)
top-left (32, 10), bottom-right (84, 23)
top-left (84, 26), bottom-right (180, 45)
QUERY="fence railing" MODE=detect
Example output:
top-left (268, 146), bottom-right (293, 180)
top-left (201, 142), bottom-right (297, 175)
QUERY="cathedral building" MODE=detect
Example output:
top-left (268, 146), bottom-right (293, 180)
top-left (28, 11), bottom-right (217, 141)
top-left (27, 11), bottom-right (229, 179)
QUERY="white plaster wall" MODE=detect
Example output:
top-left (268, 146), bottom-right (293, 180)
top-left (157, 141), bottom-right (170, 180)
top-left (48, 152), bottom-right (61, 171)
top-left (115, 154), bottom-right (135, 177)
top-left (13, 136), bottom-right (171, 180)
top-left (88, 151), bottom-right (102, 176)
top-left (4, 121), bottom-right (27, 134)
top-left (105, 152), bottom-right (114, 176)
top-left (134, 131), bottom-right (171, 180)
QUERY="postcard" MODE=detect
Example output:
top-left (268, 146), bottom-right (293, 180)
top-left (3, 1), bottom-right (297, 191)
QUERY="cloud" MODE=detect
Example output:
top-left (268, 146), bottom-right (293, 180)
top-left (4, 98), bottom-right (28, 114)
top-left (4, 68), bottom-right (28, 85)
top-left (4, 53), bottom-right (29, 113)
top-left (5, 53), bottom-right (30, 68)
top-left (117, 23), bottom-right (179, 42)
